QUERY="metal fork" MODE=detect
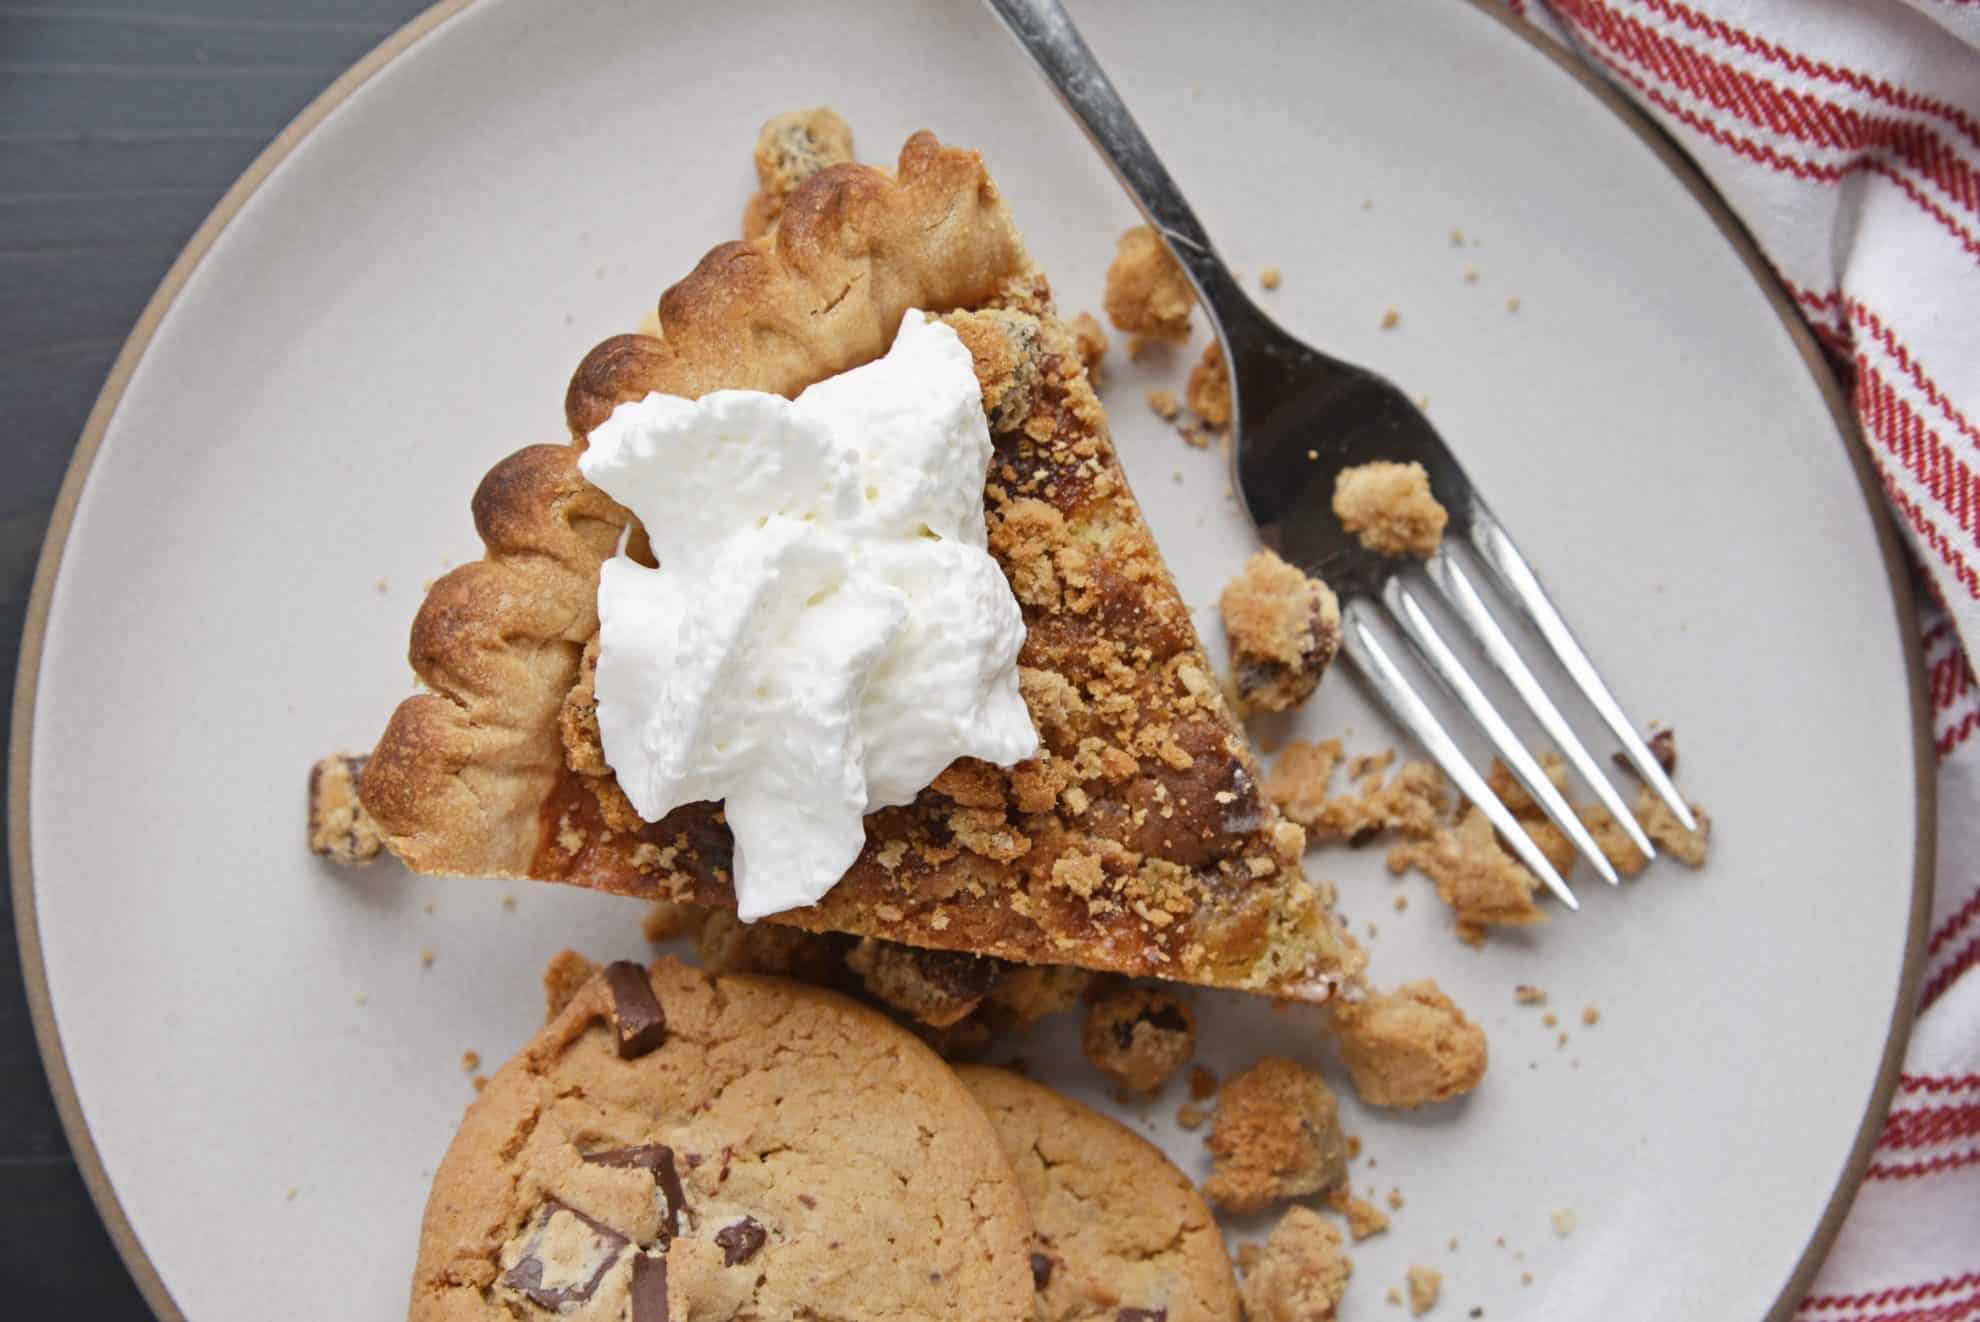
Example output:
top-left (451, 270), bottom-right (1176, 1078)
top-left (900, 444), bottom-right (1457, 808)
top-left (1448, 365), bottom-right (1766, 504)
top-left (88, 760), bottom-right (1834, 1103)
top-left (988, 0), bottom-right (1696, 909)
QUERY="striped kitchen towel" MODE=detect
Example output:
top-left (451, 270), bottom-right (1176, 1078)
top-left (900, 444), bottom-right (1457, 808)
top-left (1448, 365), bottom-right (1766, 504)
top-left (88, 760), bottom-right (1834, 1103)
top-left (1512, 0), bottom-right (1980, 1314)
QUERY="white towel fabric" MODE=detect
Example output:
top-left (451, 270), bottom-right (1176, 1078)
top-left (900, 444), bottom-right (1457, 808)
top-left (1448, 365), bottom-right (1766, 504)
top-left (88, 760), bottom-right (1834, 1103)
top-left (1513, 0), bottom-right (1980, 1313)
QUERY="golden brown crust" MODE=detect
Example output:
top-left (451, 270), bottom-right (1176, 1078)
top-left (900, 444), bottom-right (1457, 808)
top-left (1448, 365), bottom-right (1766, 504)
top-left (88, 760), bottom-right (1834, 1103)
top-left (362, 445), bottom-right (630, 875)
top-left (566, 131), bottom-right (1037, 437)
top-left (741, 108), bottom-right (855, 241)
top-left (364, 129), bottom-right (1359, 1003)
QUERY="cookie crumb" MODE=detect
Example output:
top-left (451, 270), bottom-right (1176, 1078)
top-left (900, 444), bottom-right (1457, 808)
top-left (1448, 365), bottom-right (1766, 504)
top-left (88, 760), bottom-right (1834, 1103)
top-left (1506, 296), bottom-right (1522, 313)
top-left (1581, 1005), bottom-right (1600, 1026)
top-left (1449, 228), bottom-right (1465, 245)
top-left (285, 1186), bottom-right (299, 1201)
top-left (1637, 786), bottom-right (1712, 866)
top-left (422, 900), bottom-right (436, 915)
top-left (1188, 1064), bottom-right (1219, 1100)
top-left (1387, 1288), bottom-right (1403, 1307)
top-left (1332, 981), bottom-right (1488, 1109)
top-left (1326, 1185), bottom-right (1391, 1240)
top-left (740, 107), bottom-right (854, 240)
top-left (419, 946), bottom-right (436, 968)
top-left (460, 1050), bottom-right (480, 1074)
top-left (500, 893), bottom-right (516, 911)
top-left (1514, 985), bottom-right (1546, 1005)
top-left (1148, 388), bottom-right (1182, 421)
top-left (374, 577), bottom-right (388, 593)
top-left (1394, 894), bottom-right (1409, 912)
top-left (1521, 1271), bottom-right (1533, 1286)
top-left (1387, 809), bottom-right (1546, 942)
top-left (1261, 265), bottom-right (1283, 290)
top-left (472, 1074), bottom-right (489, 1092)
top-left (1462, 264), bottom-right (1479, 283)
top-left (1333, 461), bottom-right (1448, 558)
top-left (354, 992), bottom-right (368, 1006)
top-left (1380, 307), bottom-right (1401, 330)
top-left (1176, 1101), bottom-right (1211, 1130)
top-left (306, 754), bottom-right (383, 866)
top-left (1551, 1209), bottom-right (1577, 1238)
top-left (1187, 341), bottom-right (1233, 428)
top-left (1407, 1264), bottom-right (1443, 1315)
top-left (1081, 983), bottom-right (1195, 1094)
top-left (1388, 1187), bottom-right (1406, 1210)
top-left (1070, 311), bottom-right (1109, 384)
top-left (1542, 1012), bottom-right (1558, 1028)
top-left (1265, 739), bottom-right (1447, 844)
top-left (1106, 225), bottom-right (1194, 346)
top-left (847, 938), bottom-right (1001, 1028)
top-left (1221, 550), bottom-right (1340, 716)
top-left (1204, 1056), bottom-right (1349, 1212)
top-left (1239, 1206), bottom-right (1351, 1322)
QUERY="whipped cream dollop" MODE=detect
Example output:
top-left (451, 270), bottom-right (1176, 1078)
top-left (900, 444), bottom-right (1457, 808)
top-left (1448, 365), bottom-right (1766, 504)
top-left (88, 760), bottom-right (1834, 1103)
top-left (578, 310), bottom-right (1038, 920)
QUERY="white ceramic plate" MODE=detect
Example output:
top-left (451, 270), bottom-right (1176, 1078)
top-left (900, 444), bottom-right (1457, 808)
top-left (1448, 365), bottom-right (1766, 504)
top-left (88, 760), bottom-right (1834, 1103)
top-left (12, 1), bottom-right (1931, 1318)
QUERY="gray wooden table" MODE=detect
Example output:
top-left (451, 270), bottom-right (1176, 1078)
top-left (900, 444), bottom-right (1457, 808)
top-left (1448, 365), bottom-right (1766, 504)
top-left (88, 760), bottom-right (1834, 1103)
top-left (3, 2), bottom-right (429, 1311)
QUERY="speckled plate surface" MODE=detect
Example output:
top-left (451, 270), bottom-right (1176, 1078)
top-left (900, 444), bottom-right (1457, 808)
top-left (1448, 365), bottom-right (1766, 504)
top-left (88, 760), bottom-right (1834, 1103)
top-left (11, 1), bottom-right (1929, 1318)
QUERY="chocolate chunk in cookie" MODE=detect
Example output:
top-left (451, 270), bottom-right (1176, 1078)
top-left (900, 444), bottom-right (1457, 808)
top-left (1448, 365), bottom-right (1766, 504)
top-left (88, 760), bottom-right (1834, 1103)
top-left (501, 1200), bottom-right (629, 1309)
top-left (715, 1217), bottom-right (768, 1266)
top-left (630, 1253), bottom-right (669, 1322)
top-left (583, 1143), bottom-right (687, 1239)
top-left (601, 960), bottom-right (668, 1058)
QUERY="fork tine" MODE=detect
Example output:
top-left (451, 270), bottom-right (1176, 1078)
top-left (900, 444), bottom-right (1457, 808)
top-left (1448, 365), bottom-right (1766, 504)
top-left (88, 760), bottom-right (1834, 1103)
top-left (1466, 505), bottom-right (1699, 832)
top-left (1379, 580), bottom-right (1621, 886)
top-left (1424, 551), bottom-right (1657, 864)
top-left (1340, 601), bottom-right (1579, 910)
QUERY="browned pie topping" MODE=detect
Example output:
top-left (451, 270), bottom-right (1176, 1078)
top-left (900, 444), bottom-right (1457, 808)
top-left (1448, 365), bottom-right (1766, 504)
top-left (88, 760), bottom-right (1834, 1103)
top-left (1332, 461), bottom-right (1447, 559)
top-left (1202, 1056), bottom-right (1348, 1213)
top-left (1219, 550), bottom-right (1340, 715)
top-left (1080, 982), bottom-right (1196, 1095)
top-left (1105, 225), bottom-right (1194, 351)
top-left (306, 754), bottom-right (383, 865)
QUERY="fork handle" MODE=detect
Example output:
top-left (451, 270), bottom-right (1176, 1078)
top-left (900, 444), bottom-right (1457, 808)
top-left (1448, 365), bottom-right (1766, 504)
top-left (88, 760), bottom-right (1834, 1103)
top-left (984, 0), bottom-right (1256, 331)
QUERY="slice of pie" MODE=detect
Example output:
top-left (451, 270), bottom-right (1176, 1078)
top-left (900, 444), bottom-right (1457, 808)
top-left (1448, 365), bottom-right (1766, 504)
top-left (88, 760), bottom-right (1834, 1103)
top-left (360, 121), bottom-right (1362, 1002)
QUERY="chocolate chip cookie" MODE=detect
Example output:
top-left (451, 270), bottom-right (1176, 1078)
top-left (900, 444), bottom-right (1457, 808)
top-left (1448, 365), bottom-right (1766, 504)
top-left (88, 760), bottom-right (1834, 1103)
top-left (411, 956), bottom-right (1037, 1320)
top-left (957, 1065), bottom-right (1240, 1322)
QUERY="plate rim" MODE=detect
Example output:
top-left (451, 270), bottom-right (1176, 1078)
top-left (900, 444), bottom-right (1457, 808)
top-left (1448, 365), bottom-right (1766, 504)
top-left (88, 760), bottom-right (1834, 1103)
top-left (5, 2), bottom-right (1935, 1318)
